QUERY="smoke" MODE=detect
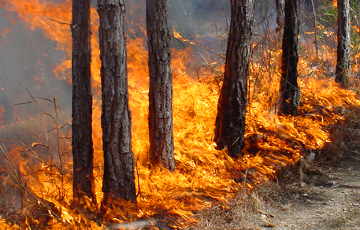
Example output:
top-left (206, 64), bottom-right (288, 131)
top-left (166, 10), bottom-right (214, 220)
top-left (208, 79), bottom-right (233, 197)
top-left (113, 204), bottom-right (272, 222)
top-left (0, 0), bottom-right (300, 129)
top-left (0, 0), bottom-right (320, 128)
top-left (0, 7), bottom-right (71, 126)
top-left (0, 0), bottom-right (224, 126)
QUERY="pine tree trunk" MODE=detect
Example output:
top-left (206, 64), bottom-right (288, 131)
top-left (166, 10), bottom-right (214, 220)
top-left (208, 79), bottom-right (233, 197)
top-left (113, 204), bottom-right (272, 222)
top-left (146, 0), bottom-right (175, 171)
top-left (335, 0), bottom-right (351, 87)
top-left (214, 0), bottom-right (255, 158)
top-left (97, 0), bottom-right (136, 205)
top-left (276, 0), bottom-right (285, 31)
top-left (71, 0), bottom-right (95, 202)
top-left (278, 0), bottom-right (300, 116)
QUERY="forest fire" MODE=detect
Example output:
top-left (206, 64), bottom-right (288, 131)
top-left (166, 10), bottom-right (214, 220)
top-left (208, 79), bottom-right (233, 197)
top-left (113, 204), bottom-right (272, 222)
top-left (1, 0), bottom-right (360, 229)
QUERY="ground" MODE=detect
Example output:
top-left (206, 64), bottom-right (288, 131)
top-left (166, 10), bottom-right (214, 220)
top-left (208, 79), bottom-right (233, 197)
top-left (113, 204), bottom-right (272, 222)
top-left (114, 108), bottom-right (360, 230)
top-left (186, 102), bottom-right (360, 230)
top-left (189, 156), bottom-right (360, 230)
top-left (265, 157), bottom-right (360, 229)
top-left (2, 94), bottom-right (360, 230)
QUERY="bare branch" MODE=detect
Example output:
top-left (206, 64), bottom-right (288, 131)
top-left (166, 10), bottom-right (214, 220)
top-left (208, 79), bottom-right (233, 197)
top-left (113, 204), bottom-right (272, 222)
top-left (42, 13), bottom-right (71, 26)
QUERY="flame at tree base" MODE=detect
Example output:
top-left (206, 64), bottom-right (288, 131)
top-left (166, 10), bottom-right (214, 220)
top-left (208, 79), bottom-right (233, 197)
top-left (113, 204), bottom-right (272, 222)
top-left (1, 58), bottom-right (359, 228)
top-left (1, 0), bottom-right (360, 229)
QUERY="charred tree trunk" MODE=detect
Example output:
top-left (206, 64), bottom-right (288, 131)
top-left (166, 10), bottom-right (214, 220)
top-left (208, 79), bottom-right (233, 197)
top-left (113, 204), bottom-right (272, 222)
top-left (146, 0), bottom-right (175, 171)
top-left (71, 0), bottom-right (95, 202)
top-left (278, 0), bottom-right (300, 116)
top-left (214, 0), bottom-right (255, 158)
top-left (97, 0), bottom-right (136, 205)
top-left (335, 0), bottom-right (351, 87)
top-left (276, 0), bottom-right (285, 31)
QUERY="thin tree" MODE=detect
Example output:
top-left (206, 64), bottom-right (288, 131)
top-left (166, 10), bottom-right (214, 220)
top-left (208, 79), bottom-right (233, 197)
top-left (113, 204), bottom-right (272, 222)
top-left (71, 0), bottom-right (95, 202)
top-left (146, 0), bottom-right (175, 171)
top-left (277, 0), bottom-right (300, 116)
top-left (335, 0), bottom-right (350, 87)
top-left (97, 0), bottom-right (136, 206)
top-left (310, 0), bottom-right (319, 60)
top-left (276, 0), bottom-right (285, 31)
top-left (214, 0), bottom-right (255, 158)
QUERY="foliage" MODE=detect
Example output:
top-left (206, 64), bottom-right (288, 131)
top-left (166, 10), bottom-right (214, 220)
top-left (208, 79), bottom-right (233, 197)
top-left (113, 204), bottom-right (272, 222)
top-left (200, 60), bottom-right (224, 90)
top-left (319, 5), bottom-right (337, 25)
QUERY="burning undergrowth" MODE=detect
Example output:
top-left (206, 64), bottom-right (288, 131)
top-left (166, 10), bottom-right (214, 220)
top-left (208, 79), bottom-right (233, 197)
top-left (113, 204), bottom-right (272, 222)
top-left (0, 0), bottom-right (360, 229)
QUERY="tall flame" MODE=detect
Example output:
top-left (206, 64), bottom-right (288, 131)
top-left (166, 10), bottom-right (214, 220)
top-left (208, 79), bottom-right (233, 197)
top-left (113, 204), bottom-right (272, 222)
top-left (1, 0), bottom-right (360, 228)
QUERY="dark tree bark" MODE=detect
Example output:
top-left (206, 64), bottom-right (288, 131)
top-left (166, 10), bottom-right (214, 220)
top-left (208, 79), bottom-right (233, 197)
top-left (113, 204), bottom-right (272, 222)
top-left (71, 0), bottom-right (95, 202)
top-left (146, 0), bottom-right (175, 171)
top-left (335, 0), bottom-right (351, 87)
top-left (278, 0), bottom-right (300, 116)
top-left (311, 0), bottom-right (319, 60)
top-left (97, 0), bottom-right (136, 205)
top-left (276, 0), bottom-right (285, 31)
top-left (214, 0), bottom-right (255, 158)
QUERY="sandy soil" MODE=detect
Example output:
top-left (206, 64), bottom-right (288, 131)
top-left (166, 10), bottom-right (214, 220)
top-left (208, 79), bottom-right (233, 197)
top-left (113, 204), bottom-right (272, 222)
top-left (189, 155), bottom-right (360, 230)
top-left (264, 156), bottom-right (360, 230)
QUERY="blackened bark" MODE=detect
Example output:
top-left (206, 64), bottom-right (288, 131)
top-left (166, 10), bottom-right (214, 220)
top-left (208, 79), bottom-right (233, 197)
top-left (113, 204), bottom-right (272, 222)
top-left (214, 0), bottom-right (255, 158)
top-left (278, 0), bottom-right (300, 116)
top-left (335, 0), bottom-right (351, 87)
top-left (71, 0), bottom-right (95, 202)
top-left (146, 0), bottom-right (175, 171)
top-left (97, 0), bottom-right (136, 205)
top-left (276, 0), bottom-right (285, 31)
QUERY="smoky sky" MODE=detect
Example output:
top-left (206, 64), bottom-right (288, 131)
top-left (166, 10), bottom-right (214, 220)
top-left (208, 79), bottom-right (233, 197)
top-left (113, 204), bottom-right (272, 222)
top-left (0, 0), bottom-right (284, 125)
top-left (0, 0), bottom-right (229, 124)
top-left (0, 7), bottom-right (71, 125)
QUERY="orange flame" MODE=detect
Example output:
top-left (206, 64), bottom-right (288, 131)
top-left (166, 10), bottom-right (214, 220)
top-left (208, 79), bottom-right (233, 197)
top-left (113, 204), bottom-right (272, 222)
top-left (2, 27), bottom-right (10, 45)
top-left (0, 106), bottom-right (5, 125)
top-left (173, 28), bottom-right (195, 45)
top-left (1, 0), bottom-right (360, 228)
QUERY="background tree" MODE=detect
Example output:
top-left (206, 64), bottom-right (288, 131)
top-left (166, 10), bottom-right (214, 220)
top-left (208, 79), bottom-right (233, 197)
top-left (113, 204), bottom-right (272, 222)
top-left (277, 0), bottom-right (300, 116)
top-left (214, 0), bottom-right (255, 158)
top-left (71, 0), bottom-right (95, 202)
top-left (146, 0), bottom-right (175, 171)
top-left (276, 0), bottom-right (285, 31)
top-left (335, 0), bottom-right (350, 86)
top-left (97, 0), bottom-right (136, 206)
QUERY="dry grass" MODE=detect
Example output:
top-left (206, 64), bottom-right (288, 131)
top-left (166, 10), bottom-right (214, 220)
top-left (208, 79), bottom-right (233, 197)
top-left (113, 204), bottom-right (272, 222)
top-left (189, 107), bottom-right (360, 230)
top-left (187, 183), bottom-right (281, 230)
top-left (0, 140), bottom-right (64, 228)
top-left (0, 93), bottom-right (72, 229)
top-left (316, 107), bottom-right (360, 163)
top-left (3, 80), bottom-right (360, 229)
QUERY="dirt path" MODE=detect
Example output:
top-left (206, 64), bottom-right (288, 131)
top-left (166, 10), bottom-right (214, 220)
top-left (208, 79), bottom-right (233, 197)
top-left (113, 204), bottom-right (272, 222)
top-left (259, 156), bottom-right (360, 230)
top-left (189, 156), bottom-right (360, 230)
